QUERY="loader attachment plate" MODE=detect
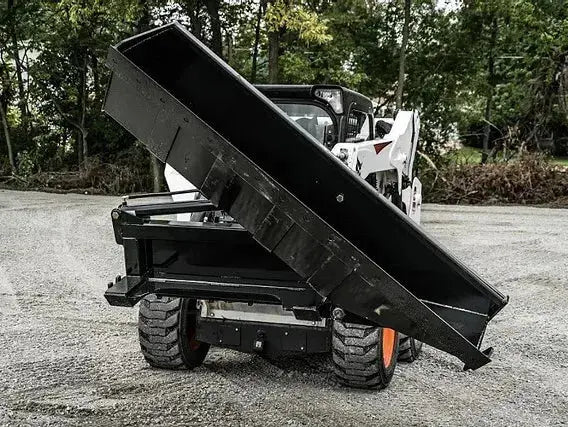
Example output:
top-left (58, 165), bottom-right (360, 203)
top-left (103, 23), bottom-right (508, 370)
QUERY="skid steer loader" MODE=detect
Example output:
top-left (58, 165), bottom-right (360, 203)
top-left (103, 22), bottom-right (508, 390)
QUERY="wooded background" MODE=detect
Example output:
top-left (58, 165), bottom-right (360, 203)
top-left (1, 0), bottom-right (568, 199)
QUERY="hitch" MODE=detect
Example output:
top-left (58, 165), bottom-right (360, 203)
top-left (105, 275), bottom-right (150, 307)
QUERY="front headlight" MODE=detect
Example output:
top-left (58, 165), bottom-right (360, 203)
top-left (336, 148), bottom-right (349, 163)
top-left (314, 87), bottom-right (343, 114)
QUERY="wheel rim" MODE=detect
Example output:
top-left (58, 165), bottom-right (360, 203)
top-left (382, 328), bottom-right (396, 367)
top-left (187, 326), bottom-right (201, 351)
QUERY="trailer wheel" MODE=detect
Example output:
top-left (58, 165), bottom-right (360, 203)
top-left (397, 335), bottom-right (423, 362)
top-left (138, 295), bottom-right (209, 369)
top-left (332, 320), bottom-right (399, 389)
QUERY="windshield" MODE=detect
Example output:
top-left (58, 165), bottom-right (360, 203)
top-left (276, 103), bottom-right (333, 144)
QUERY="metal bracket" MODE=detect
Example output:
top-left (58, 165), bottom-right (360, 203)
top-left (104, 275), bottom-right (151, 307)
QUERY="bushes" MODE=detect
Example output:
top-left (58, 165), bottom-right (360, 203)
top-left (3, 145), bottom-right (567, 206)
top-left (0, 146), bottom-right (155, 195)
top-left (421, 153), bottom-right (568, 205)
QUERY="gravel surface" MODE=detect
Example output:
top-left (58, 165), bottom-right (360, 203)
top-left (0, 189), bottom-right (567, 426)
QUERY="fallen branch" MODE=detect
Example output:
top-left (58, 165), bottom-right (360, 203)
top-left (417, 150), bottom-right (449, 184)
top-left (0, 174), bottom-right (27, 183)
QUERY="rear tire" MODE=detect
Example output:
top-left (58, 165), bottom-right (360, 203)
top-left (397, 335), bottom-right (423, 362)
top-left (138, 295), bottom-right (209, 369)
top-left (375, 119), bottom-right (393, 138)
top-left (332, 320), bottom-right (399, 389)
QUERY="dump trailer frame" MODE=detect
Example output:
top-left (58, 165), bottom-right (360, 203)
top-left (107, 194), bottom-right (319, 310)
top-left (103, 22), bottom-right (508, 371)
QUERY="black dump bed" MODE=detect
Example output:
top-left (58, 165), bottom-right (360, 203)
top-left (103, 22), bottom-right (508, 370)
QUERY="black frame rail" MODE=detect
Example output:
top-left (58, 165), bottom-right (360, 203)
top-left (107, 200), bottom-right (317, 309)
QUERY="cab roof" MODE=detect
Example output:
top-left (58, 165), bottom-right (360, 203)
top-left (254, 84), bottom-right (373, 115)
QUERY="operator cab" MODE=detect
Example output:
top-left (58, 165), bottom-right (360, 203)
top-left (255, 85), bottom-right (375, 148)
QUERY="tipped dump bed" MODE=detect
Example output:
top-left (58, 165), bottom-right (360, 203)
top-left (103, 23), bottom-right (508, 369)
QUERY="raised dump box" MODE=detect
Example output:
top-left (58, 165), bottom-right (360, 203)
top-left (103, 23), bottom-right (508, 370)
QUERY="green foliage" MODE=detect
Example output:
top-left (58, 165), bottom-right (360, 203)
top-left (16, 150), bottom-right (35, 178)
top-left (26, 0), bottom-right (140, 167)
top-left (265, 0), bottom-right (332, 44)
top-left (1, 0), bottom-right (568, 199)
top-left (552, 157), bottom-right (568, 167)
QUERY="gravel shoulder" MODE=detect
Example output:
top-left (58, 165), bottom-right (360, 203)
top-left (0, 189), bottom-right (567, 426)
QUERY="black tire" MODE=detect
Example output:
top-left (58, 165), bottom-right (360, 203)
top-left (375, 119), bottom-right (393, 138)
top-left (138, 295), bottom-right (209, 369)
top-left (332, 320), bottom-right (399, 389)
top-left (397, 334), bottom-right (423, 362)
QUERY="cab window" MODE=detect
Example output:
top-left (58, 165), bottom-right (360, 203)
top-left (276, 102), bottom-right (334, 145)
top-left (346, 109), bottom-right (371, 142)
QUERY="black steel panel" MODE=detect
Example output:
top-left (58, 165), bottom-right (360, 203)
top-left (149, 278), bottom-right (319, 308)
top-left (196, 318), bottom-right (330, 355)
top-left (281, 328), bottom-right (306, 352)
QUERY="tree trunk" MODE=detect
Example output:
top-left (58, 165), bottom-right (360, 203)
top-left (186, 0), bottom-right (203, 38)
top-left (396, 0), bottom-right (411, 110)
top-left (91, 55), bottom-right (101, 106)
top-left (203, 0), bottom-right (222, 57)
top-left (250, 0), bottom-right (265, 83)
top-left (7, 0), bottom-right (29, 137)
top-left (79, 51), bottom-right (88, 160)
top-left (481, 95), bottom-right (493, 164)
top-left (0, 99), bottom-right (16, 173)
top-left (11, 35), bottom-right (26, 126)
top-left (226, 31), bottom-right (232, 63)
top-left (137, 0), bottom-right (151, 32)
top-left (76, 130), bottom-right (83, 165)
top-left (481, 16), bottom-right (498, 164)
top-left (268, 30), bottom-right (280, 84)
top-left (151, 156), bottom-right (163, 192)
top-left (75, 49), bottom-right (88, 166)
top-left (47, 91), bottom-right (88, 166)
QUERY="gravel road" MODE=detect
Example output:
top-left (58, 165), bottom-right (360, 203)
top-left (0, 189), bottom-right (567, 426)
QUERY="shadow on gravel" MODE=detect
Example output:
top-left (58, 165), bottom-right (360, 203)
top-left (201, 351), bottom-right (336, 386)
top-left (261, 353), bottom-right (332, 374)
